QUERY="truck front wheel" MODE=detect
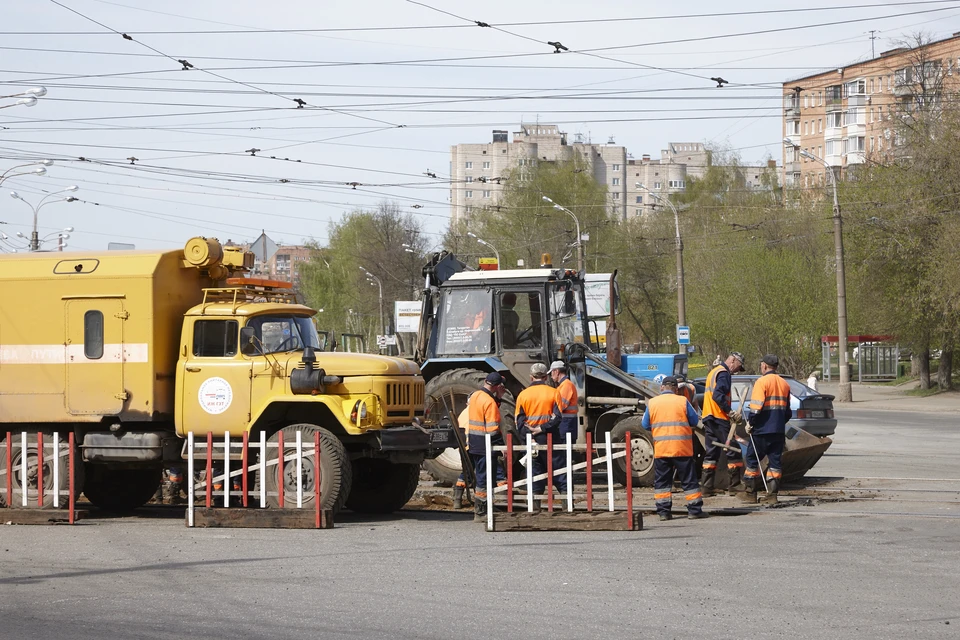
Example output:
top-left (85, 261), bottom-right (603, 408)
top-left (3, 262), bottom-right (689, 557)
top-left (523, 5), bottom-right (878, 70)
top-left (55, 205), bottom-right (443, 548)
top-left (261, 424), bottom-right (352, 514)
top-left (0, 431), bottom-right (85, 508)
top-left (83, 466), bottom-right (161, 511)
top-left (346, 459), bottom-right (421, 514)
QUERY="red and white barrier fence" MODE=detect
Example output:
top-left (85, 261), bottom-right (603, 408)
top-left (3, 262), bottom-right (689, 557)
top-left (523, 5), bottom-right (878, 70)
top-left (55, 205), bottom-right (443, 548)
top-left (185, 430), bottom-right (325, 529)
top-left (1, 431), bottom-right (77, 523)
top-left (484, 430), bottom-right (636, 531)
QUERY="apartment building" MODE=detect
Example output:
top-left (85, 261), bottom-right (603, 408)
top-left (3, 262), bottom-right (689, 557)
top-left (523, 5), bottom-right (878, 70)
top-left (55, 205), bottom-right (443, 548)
top-left (782, 32), bottom-right (960, 188)
top-left (449, 125), bottom-right (627, 224)
top-left (228, 237), bottom-right (312, 285)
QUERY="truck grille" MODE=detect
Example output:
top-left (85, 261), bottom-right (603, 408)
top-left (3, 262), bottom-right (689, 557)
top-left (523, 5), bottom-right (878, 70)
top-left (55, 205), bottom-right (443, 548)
top-left (384, 380), bottom-right (424, 422)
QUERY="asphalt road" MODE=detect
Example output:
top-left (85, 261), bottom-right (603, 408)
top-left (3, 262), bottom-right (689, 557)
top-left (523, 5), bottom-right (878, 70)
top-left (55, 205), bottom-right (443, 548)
top-left (2, 407), bottom-right (958, 640)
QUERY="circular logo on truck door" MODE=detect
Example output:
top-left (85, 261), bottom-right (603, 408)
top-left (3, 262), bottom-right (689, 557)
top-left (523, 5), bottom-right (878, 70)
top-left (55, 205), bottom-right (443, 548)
top-left (198, 377), bottom-right (233, 415)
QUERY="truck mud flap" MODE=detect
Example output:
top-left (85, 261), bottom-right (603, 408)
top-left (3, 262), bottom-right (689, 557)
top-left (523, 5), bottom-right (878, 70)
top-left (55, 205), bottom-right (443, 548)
top-left (781, 428), bottom-right (832, 482)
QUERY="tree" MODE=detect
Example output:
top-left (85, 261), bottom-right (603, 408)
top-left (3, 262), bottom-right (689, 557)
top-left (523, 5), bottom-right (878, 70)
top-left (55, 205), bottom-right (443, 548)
top-left (299, 202), bottom-right (429, 353)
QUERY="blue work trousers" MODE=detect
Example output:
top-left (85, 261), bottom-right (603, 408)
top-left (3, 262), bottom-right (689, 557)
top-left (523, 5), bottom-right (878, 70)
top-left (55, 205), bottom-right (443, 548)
top-left (653, 457), bottom-right (704, 516)
top-left (744, 432), bottom-right (785, 480)
top-left (550, 416), bottom-right (578, 493)
top-left (470, 452), bottom-right (505, 500)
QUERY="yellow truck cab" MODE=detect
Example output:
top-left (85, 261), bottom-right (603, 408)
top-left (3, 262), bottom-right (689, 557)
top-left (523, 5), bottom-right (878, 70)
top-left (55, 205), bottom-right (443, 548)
top-left (0, 237), bottom-right (452, 513)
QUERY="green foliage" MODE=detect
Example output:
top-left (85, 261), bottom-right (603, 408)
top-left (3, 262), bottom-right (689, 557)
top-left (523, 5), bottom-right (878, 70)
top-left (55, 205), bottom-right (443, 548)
top-left (299, 202), bottom-right (428, 351)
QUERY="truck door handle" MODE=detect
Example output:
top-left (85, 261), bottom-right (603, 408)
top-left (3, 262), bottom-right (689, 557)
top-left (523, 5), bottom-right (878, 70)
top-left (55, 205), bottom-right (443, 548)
top-left (185, 366), bottom-right (201, 372)
top-left (527, 352), bottom-right (542, 359)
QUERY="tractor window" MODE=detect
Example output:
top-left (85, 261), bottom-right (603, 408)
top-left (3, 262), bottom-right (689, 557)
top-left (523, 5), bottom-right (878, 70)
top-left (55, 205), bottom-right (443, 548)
top-left (501, 291), bottom-right (542, 350)
top-left (437, 289), bottom-right (493, 355)
top-left (550, 285), bottom-right (580, 353)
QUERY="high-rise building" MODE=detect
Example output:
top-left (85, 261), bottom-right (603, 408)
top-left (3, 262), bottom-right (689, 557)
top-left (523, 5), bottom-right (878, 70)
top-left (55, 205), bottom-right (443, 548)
top-left (782, 33), bottom-right (960, 189)
top-left (449, 125), bottom-right (627, 224)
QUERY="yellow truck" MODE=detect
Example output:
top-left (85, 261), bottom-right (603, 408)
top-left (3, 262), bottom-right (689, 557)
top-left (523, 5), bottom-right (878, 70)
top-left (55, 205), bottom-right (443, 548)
top-left (0, 237), bottom-right (452, 513)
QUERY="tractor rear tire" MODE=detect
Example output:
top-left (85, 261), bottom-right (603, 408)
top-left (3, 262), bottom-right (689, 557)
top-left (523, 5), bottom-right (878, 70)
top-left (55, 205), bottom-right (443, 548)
top-left (608, 416), bottom-right (656, 487)
top-left (422, 368), bottom-right (516, 484)
top-left (346, 459), bottom-right (421, 514)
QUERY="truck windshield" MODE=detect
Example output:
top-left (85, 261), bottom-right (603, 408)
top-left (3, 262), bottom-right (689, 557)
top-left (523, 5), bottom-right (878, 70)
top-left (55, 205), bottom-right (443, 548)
top-left (246, 315), bottom-right (321, 355)
top-left (550, 284), bottom-right (582, 353)
top-left (437, 288), bottom-right (493, 355)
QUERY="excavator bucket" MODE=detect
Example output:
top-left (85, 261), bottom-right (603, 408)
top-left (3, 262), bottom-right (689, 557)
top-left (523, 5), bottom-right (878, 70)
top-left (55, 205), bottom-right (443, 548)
top-left (781, 427), bottom-right (832, 482)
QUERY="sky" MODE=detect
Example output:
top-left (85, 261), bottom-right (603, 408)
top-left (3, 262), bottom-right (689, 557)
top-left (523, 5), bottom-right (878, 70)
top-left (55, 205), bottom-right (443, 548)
top-left (2, 0), bottom-right (960, 252)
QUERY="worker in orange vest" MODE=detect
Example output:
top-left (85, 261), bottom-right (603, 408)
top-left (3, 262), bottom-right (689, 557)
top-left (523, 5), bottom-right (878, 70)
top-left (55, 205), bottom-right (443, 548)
top-left (741, 354), bottom-right (792, 505)
top-left (675, 373), bottom-right (699, 411)
top-left (515, 362), bottom-right (563, 500)
top-left (641, 376), bottom-right (707, 521)
top-left (466, 372), bottom-right (507, 520)
top-left (549, 360), bottom-right (579, 493)
top-left (701, 352), bottom-right (745, 496)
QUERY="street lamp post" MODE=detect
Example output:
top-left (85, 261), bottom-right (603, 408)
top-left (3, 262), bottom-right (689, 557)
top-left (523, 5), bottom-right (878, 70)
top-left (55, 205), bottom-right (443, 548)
top-left (360, 266), bottom-right (385, 350)
top-left (466, 231), bottom-right (500, 269)
top-left (784, 139), bottom-right (852, 402)
top-left (0, 160), bottom-right (52, 188)
top-left (638, 183), bottom-right (686, 354)
top-left (541, 195), bottom-right (585, 273)
top-left (9, 185), bottom-right (79, 251)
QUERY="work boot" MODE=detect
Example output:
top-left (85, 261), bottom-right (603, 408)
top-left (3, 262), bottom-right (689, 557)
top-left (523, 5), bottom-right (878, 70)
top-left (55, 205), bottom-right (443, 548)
top-left (737, 476), bottom-right (758, 504)
top-left (453, 486), bottom-right (464, 510)
top-left (761, 477), bottom-right (779, 505)
top-left (474, 499), bottom-right (487, 522)
top-left (701, 468), bottom-right (717, 497)
top-left (727, 466), bottom-right (744, 496)
top-left (658, 512), bottom-right (673, 521)
top-left (687, 511), bottom-right (710, 520)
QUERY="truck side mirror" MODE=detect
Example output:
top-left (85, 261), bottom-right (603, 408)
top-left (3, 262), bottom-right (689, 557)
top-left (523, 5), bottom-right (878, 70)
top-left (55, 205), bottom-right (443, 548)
top-left (240, 326), bottom-right (259, 355)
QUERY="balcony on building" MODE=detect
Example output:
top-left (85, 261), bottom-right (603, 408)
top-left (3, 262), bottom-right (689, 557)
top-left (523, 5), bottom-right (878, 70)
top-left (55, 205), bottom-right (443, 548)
top-left (826, 85), bottom-right (844, 111)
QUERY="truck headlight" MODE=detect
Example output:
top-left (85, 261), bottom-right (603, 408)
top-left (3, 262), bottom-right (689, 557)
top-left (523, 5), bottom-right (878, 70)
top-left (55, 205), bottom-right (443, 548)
top-left (350, 400), bottom-right (368, 424)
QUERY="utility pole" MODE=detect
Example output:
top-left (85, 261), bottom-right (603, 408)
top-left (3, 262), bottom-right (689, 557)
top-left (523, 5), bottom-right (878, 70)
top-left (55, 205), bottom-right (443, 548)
top-left (868, 30), bottom-right (879, 58)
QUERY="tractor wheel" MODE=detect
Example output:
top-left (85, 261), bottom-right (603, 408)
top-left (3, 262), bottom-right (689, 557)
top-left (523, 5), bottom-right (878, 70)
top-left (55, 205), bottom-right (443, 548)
top-left (261, 424), bottom-right (352, 514)
top-left (346, 459), bottom-right (421, 514)
top-left (1, 431), bottom-right (85, 508)
top-left (422, 368), bottom-right (516, 484)
top-left (83, 466), bottom-right (160, 512)
top-left (608, 416), bottom-right (656, 487)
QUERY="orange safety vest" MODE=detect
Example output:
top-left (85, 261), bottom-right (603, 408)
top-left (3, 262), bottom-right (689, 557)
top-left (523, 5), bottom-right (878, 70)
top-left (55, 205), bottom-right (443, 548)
top-left (747, 372), bottom-right (792, 434)
top-left (557, 376), bottom-right (578, 417)
top-left (467, 389), bottom-right (501, 438)
top-left (678, 381), bottom-right (696, 405)
top-left (515, 383), bottom-right (562, 430)
top-left (647, 393), bottom-right (695, 458)
top-left (701, 364), bottom-right (730, 421)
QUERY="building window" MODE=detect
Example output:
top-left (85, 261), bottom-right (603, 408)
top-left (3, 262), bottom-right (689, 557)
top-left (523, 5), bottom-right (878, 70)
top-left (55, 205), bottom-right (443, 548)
top-left (654, 182), bottom-right (661, 189)
top-left (817, 145), bottom-right (822, 158)
top-left (482, 161), bottom-right (490, 169)
top-left (465, 161), bottom-right (473, 169)
top-left (803, 94), bottom-right (809, 108)
top-left (668, 180), bottom-right (685, 189)
top-left (612, 164), bottom-right (621, 171)
top-left (869, 79), bottom-right (874, 93)
top-left (848, 136), bottom-right (865, 152)
top-left (193, 320), bottom-right (239, 358)
top-left (845, 79), bottom-right (866, 95)
top-left (465, 190), bottom-right (473, 198)
top-left (829, 112), bottom-right (843, 128)
top-left (464, 206), bottom-right (473, 214)
top-left (466, 176), bottom-right (473, 183)
top-left (818, 118), bottom-right (822, 133)
top-left (84, 310), bottom-right (104, 360)
top-left (612, 178), bottom-right (620, 186)
top-left (818, 91), bottom-right (822, 106)
top-left (612, 192), bottom-right (620, 200)
top-left (483, 190), bottom-right (491, 198)
top-left (636, 196), bottom-right (643, 203)
top-left (869, 137), bottom-right (875, 151)
top-left (895, 67), bottom-right (911, 86)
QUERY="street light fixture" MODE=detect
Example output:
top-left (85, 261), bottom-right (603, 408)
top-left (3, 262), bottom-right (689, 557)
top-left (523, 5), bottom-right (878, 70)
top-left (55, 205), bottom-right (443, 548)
top-left (10, 185), bottom-right (80, 251)
top-left (359, 266), bottom-right (385, 350)
top-left (466, 231), bottom-right (501, 269)
top-left (784, 140), bottom-right (852, 402)
top-left (0, 87), bottom-right (48, 110)
top-left (638, 183), bottom-right (686, 354)
top-left (0, 161), bottom-right (53, 188)
top-left (540, 195), bottom-right (585, 273)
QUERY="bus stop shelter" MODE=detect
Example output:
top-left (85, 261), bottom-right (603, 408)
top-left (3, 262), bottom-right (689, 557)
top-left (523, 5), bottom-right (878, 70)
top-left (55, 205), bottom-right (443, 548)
top-left (821, 334), bottom-right (899, 382)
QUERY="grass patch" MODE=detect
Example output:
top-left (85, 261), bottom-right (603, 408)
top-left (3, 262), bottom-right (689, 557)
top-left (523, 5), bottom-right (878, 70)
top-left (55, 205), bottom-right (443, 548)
top-left (905, 386), bottom-right (943, 398)
top-left (877, 375), bottom-right (915, 386)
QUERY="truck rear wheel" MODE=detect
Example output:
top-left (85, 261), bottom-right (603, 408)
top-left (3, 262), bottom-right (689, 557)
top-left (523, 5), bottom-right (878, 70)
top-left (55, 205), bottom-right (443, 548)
top-left (261, 424), bottom-right (352, 514)
top-left (1, 431), bottom-right (85, 508)
top-left (346, 459), bottom-right (420, 513)
top-left (422, 368), bottom-right (516, 484)
top-left (608, 416), bottom-right (656, 487)
top-left (83, 466), bottom-right (161, 511)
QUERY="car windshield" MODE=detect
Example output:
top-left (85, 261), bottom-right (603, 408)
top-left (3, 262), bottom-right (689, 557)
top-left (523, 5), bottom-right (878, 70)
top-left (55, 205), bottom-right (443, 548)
top-left (246, 315), bottom-right (321, 355)
top-left (437, 288), bottom-right (493, 355)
